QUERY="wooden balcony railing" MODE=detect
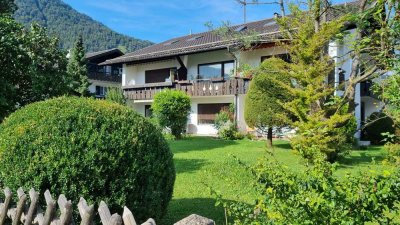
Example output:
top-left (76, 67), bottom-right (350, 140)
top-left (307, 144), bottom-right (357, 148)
top-left (123, 78), bottom-right (251, 100)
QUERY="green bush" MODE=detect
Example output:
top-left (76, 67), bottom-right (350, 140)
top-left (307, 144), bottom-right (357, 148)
top-left (105, 87), bottom-right (126, 105)
top-left (214, 105), bottom-right (234, 131)
top-left (0, 97), bottom-right (175, 223)
top-left (363, 112), bottom-right (395, 145)
top-left (386, 143), bottom-right (400, 165)
top-left (218, 154), bottom-right (400, 224)
top-left (218, 121), bottom-right (244, 140)
top-left (214, 105), bottom-right (243, 140)
top-left (152, 89), bottom-right (191, 139)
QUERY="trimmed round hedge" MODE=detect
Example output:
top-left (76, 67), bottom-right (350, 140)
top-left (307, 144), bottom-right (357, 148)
top-left (0, 97), bottom-right (175, 222)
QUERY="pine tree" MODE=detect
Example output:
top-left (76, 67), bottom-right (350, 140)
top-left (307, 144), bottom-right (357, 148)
top-left (67, 36), bottom-right (90, 96)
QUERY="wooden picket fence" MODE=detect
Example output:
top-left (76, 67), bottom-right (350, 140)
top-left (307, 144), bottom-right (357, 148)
top-left (0, 187), bottom-right (155, 225)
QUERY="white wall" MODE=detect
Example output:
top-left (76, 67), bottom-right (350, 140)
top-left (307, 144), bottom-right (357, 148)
top-left (88, 80), bottom-right (120, 94)
top-left (328, 29), bottom-right (363, 138)
top-left (237, 46), bottom-right (287, 68)
top-left (188, 96), bottom-right (235, 135)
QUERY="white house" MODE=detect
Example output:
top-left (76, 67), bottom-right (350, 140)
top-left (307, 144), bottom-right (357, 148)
top-left (101, 2), bottom-right (383, 137)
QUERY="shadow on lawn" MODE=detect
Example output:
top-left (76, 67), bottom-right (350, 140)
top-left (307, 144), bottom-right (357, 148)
top-left (161, 198), bottom-right (252, 225)
top-left (273, 141), bottom-right (292, 150)
top-left (169, 136), bottom-right (238, 154)
top-left (174, 158), bottom-right (207, 174)
top-left (338, 146), bottom-right (386, 168)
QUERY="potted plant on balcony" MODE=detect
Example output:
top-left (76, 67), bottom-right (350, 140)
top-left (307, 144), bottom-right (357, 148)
top-left (234, 63), bottom-right (254, 80)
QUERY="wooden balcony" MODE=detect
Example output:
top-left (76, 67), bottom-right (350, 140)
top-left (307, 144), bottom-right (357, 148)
top-left (123, 78), bottom-right (251, 100)
top-left (88, 72), bottom-right (122, 83)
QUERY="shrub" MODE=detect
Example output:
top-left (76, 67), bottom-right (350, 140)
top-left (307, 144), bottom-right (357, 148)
top-left (214, 105), bottom-right (234, 130)
top-left (291, 114), bottom-right (357, 163)
top-left (217, 153), bottom-right (400, 224)
top-left (0, 97), bottom-right (175, 223)
top-left (152, 89), bottom-right (191, 139)
top-left (218, 121), bottom-right (244, 140)
top-left (363, 112), bottom-right (395, 145)
top-left (214, 105), bottom-right (243, 140)
top-left (105, 87), bottom-right (126, 105)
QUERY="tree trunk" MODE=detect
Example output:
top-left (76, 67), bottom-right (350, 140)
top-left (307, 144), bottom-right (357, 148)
top-left (267, 127), bottom-right (273, 148)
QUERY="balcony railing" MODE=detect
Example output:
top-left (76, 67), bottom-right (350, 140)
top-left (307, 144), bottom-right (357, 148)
top-left (123, 78), bottom-right (251, 100)
top-left (88, 72), bottom-right (122, 83)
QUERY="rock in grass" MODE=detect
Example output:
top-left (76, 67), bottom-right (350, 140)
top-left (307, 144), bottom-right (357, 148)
top-left (174, 214), bottom-right (215, 225)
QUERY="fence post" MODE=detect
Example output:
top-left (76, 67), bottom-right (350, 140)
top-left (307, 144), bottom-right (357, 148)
top-left (98, 201), bottom-right (122, 225)
top-left (78, 198), bottom-right (94, 225)
top-left (122, 207), bottom-right (136, 225)
top-left (42, 190), bottom-right (56, 225)
top-left (58, 194), bottom-right (73, 225)
top-left (11, 188), bottom-right (27, 225)
top-left (0, 188), bottom-right (12, 225)
top-left (24, 189), bottom-right (39, 225)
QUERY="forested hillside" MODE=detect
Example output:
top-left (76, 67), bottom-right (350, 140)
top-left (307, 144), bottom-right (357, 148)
top-left (13, 0), bottom-right (153, 52)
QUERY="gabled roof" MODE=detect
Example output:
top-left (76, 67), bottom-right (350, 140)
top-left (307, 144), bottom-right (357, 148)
top-left (101, 1), bottom-right (360, 65)
top-left (85, 48), bottom-right (124, 61)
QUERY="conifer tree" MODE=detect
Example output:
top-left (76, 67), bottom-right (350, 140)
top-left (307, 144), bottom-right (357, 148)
top-left (67, 36), bottom-right (90, 96)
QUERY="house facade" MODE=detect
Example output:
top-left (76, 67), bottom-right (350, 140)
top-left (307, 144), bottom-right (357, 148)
top-left (85, 48), bottom-right (124, 98)
top-left (101, 7), bottom-right (383, 137)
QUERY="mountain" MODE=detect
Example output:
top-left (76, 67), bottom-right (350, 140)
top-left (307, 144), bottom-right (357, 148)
top-left (13, 0), bottom-right (153, 52)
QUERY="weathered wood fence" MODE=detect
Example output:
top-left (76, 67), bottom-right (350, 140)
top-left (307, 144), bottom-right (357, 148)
top-left (0, 188), bottom-right (155, 225)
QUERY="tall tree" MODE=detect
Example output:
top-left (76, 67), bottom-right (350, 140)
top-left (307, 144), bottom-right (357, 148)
top-left (0, 15), bottom-right (29, 121)
top-left (0, 15), bottom-right (72, 121)
top-left (67, 36), bottom-right (90, 96)
top-left (21, 23), bottom-right (70, 105)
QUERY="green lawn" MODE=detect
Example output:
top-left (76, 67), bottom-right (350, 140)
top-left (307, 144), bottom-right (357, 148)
top-left (160, 137), bottom-right (390, 225)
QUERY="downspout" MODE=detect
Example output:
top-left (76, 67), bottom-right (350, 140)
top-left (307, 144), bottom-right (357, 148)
top-left (227, 45), bottom-right (239, 125)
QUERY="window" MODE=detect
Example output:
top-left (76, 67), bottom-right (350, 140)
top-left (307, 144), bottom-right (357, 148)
top-left (261, 54), bottom-right (291, 63)
top-left (105, 66), bottom-right (112, 75)
top-left (198, 103), bottom-right (230, 124)
top-left (95, 86), bottom-right (107, 97)
top-left (198, 61), bottom-right (234, 80)
top-left (145, 105), bottom-right (153, 118)
top-left (338, 68), bottom-right (346, 91)
top-left (145, 68), bottom-right (176, 83)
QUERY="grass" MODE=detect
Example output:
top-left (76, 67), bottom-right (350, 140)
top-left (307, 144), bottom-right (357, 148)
top-left (160, 137), bottom-right (390, 225)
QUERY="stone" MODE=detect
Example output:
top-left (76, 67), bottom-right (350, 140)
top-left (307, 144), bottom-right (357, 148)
top-left (173, 214), bottom-right (215, 225)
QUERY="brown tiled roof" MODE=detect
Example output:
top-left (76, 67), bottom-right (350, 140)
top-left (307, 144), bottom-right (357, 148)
top-left (101, 1), bottom-right (360, 65)
top-left (85, 48), bottom-right (124, 60)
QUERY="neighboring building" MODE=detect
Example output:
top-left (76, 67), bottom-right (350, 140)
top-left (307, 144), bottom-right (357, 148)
top-left (85, 48), bottom-right (124, 98)
top-left (101, 2), bottom-right (383, 137)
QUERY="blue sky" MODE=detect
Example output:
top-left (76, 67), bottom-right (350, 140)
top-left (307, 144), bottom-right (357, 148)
top-left (63, 0), bottom-right (348, 43)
